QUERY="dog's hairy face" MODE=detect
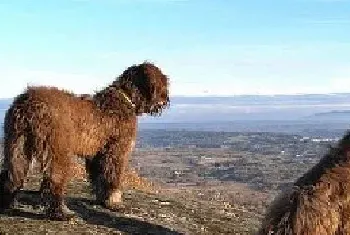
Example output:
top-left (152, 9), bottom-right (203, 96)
top-left (119, 62), bottom-right (170, 116)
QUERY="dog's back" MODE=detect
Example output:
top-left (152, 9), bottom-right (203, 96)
top-left (3, 87), bottom-right (119, 172)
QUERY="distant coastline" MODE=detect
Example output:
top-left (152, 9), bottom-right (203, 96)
top-left (313, 110), bottom-right (350, 116)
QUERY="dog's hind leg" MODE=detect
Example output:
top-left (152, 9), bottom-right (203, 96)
top-left (0, 134), bottom-right (33, 212)
top-left (41, 150), bottom-right (75, 221)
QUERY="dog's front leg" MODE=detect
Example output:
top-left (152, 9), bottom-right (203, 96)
top-left (87, 137), bottom-right (133, 210)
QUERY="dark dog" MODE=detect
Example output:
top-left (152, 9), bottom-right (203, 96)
top-left (0, 62), bottom-right (170, 220)
top-left (259, 132), bottom-right (350, 234)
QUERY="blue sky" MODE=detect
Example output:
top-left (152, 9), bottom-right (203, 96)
top-left (0, 0), bottom-right (350, 98)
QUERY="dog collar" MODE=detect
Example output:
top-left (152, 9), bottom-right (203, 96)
top-left (118, 90), bottom-right (136, 108)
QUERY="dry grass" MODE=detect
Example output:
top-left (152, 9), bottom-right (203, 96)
top-left (29, 157), bottom-right (158, 194)
top-left (73, 158), bottom-right (157, 192)
top-left (122, 168), bottom-right (159, 193)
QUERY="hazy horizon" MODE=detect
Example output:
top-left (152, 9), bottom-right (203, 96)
top-left (2, 93), bottom-right (350, 126)
top-left (2, 92), bottom-right (350, 100)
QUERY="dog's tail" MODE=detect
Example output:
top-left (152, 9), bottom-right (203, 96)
top-left (0, 92), bottom-right (34, 209)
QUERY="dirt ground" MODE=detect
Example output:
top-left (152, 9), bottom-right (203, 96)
top-left (0, 173), bottom-right (268, 234)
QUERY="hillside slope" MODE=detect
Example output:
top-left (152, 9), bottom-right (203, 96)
top-left (0, 156), bottom-right (267, 235)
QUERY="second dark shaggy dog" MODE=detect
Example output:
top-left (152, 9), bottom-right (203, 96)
top-left (0, 62), bottom-right (170, 220)
top-left (259, 131), bottom-right (350, 234)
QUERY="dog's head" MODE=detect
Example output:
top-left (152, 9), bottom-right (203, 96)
top-left (117, 62), bottom-right (170, 116)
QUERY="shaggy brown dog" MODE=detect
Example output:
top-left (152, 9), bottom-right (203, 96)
top-left (0, 62), bottom-right (169, 220)
top-left (259, 132), bottom-right (350, 234)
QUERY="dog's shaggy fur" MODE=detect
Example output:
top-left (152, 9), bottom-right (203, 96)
top-left (258, 131), bottom-right (350, 234)
top-left (0, 62), bottom-right (169, 220)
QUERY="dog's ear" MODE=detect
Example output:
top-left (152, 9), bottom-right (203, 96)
top-left (130, 62), bottom-right (167, 102)
top-left (132, 63), bottom-right (154, 102)
top-left (118, 63), bottom-right (150, 100)
top-left (117, 62), bottom-right (169, 114)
